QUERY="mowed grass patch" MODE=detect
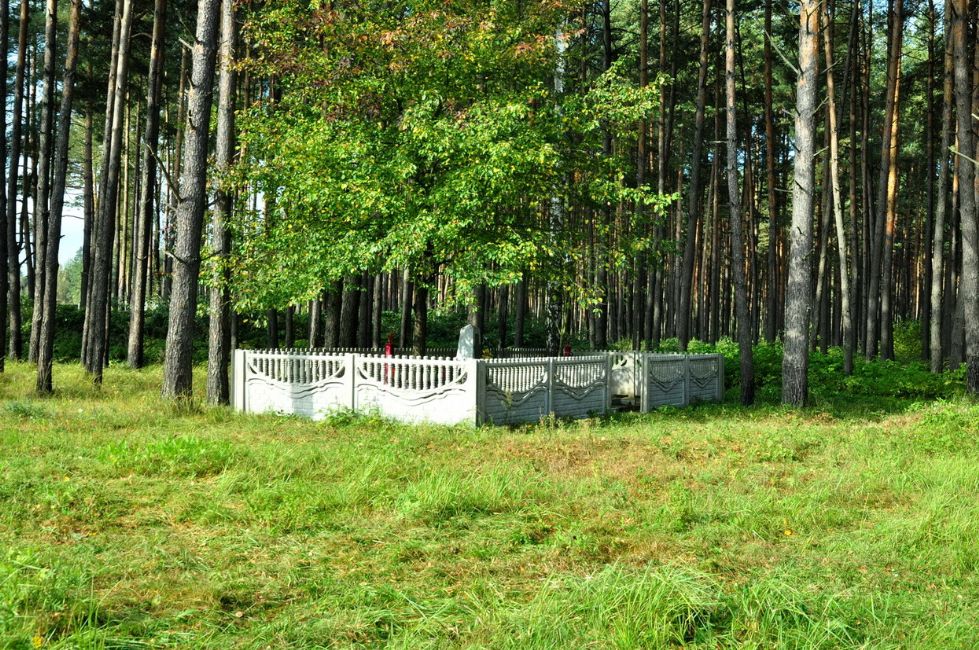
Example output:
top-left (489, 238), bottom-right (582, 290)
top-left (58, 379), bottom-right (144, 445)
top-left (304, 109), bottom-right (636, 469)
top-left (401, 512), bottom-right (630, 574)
top-left (1, 361), bottom-right (978, 647)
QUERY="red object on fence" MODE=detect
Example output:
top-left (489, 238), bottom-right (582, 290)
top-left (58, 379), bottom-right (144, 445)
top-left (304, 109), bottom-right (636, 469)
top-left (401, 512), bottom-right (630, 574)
top-left (384, 333), bottom-right (394, 384)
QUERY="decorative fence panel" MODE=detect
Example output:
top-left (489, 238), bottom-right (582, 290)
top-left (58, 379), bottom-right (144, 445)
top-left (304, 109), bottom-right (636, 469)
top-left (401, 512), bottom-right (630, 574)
top-left (641, 355), bottom-right (689, 409)
top-left (685, 355), bottom-right (725, 403)
top-left (232, 349), bottom-right (723, 425)
top-left (233, 350), bottom-right (353, 420)
top-left (480, 356), bottom-right (610, 424)
top-left (352, 355), bottom-right (479, 425)
top-left (551, 357), bottom-right (611, 419)
top-left (481, 359), bottom-right (553, 425)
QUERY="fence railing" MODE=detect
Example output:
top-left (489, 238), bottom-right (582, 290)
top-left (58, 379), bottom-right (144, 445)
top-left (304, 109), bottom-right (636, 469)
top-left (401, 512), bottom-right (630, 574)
top-left (232, 349), bottom-right (724, 425)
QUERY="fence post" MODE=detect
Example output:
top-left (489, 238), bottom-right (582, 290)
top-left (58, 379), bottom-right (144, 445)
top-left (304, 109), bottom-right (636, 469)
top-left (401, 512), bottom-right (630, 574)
top-left (348, 353), bottom-right (358, 411)
top-left (605, 354), bottom-right (612, 414)
top-left (232, 349), bottom-right (247, 412)
top-left (546, 358), bottom-right (555, 416)
top-left (471, 359), bottom-right (485, 426)
top-left (716, 354), bottom-right (725, 401)
top-left (682, 356), bottom-right (691, 406)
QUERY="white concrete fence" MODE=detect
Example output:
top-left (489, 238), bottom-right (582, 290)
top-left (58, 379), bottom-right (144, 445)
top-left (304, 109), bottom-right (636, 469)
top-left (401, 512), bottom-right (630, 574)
top-left (232, 349), bottom-right (724, 425)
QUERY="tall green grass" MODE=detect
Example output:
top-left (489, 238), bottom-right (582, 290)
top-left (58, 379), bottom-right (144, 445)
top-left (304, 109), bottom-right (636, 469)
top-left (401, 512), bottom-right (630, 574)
top-left (1, 359), bottom-right (977, 648)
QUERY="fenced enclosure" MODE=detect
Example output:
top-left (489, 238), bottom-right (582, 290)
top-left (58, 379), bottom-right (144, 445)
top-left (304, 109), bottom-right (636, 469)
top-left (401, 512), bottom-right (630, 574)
top-left (232, 349), bottom-right (724, 425)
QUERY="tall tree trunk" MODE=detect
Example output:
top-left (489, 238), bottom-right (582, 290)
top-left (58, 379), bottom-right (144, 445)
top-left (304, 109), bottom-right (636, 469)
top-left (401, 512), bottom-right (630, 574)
top-left (162, 46), bottom-right (189, 302)
top-left (206, 0), bottom-right (235, 403)
top-left (864, 0), bottom-right (902, 359)
top-left (921, 0), bottom-right (938, 359)
top-left (308, 297), bottom-right (321, 348)
top-left (725, 0), bottom-right (753, 405)
top-left (371, 273), bottom-right (383, 348)
top-left (398, 269), bottom-right (412, 349)
top-left (0, 0), bottom-right (8, 373)
top-left (929, 21), bottom-right (953, 372)
top-left (36, 0), bottom-right (81, 393)
top-left (7, 0), bottom-right (28, 361)
top-left (339, 275), bottom-right (358, 347)
top-left (951, 0), bottom-right (977, 392)
top-left (324, 281), bottom-right (341, 348)
top-left (635, 0), bottom-right (648, 351)
top-left (762, 0), bottom-right (779, 344)
top-left (879, 50), bottom-right (903, 361)
top-left (822, 0), bottom-right (854, 374)
top-left (412, 280), bottom-right (428, 356)
top-left (678, 0), bottom-right (712, 349)
top-left (514, 273), bottom-right (527, 347)
top-left (79, 107), bottom-right (94, 313)
top-left (783, 0), bottom-right (819, 406)
top-left (161, 0), bottom-right (222, 398)
top-left (83, 0), bottom-right (132, 381)
top-left (29, 0), bottom-right (58, 364)
top-left (497, 284), bottom-right (509, 349)
top-left (127, 0), bottom-right (167, 369)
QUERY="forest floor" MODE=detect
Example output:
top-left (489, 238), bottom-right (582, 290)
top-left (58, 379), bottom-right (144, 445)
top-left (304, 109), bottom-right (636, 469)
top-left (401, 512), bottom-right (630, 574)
top-left (1, 359), bottom-right (978, 648)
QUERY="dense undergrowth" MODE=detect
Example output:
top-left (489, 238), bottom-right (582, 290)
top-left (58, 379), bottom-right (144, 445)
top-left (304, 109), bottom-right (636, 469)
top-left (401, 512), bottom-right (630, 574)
top-left (1, 349), bottom-right (977, 647)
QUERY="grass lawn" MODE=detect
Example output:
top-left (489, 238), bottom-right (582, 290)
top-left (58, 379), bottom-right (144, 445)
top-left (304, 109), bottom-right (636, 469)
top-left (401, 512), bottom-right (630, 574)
top-left (1, 359), bottom-right (978, 648)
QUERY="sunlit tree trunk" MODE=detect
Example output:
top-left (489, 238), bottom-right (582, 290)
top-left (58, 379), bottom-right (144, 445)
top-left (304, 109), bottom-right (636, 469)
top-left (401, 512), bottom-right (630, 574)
top-left (206, 0), bottom-right (236, 403)
top-left (929, 19), bottom-right (953, 372)
top-left (83, 0), bottom-right (132, 380)
top-left (36, 0), bottom-right (81, 393)
top-left (951, 0), bottom-right (977, 392)
top-left (678, 0), bottom-right (712, 350)
top-left (783, 0), bottom-right (819, 406)
top-left (128, 0), bottom-right (167, 369)
top-left (725, 0), bottom-right (753, 405)
top-left (162, 0), bottom-right (222, 398)
top-left (864, 0), bottom-right (902, 360)
top-left (29, 0), bottom-right (58, 364)
top-left (822, 0), bottom-right (853, 373)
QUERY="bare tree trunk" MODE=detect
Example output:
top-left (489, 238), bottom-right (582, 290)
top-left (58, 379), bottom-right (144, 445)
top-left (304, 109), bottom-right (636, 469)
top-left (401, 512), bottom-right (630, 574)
top-left (36, 0), bottom-right (81, 394)
top-left (412, 280), bottom-right (428, 356)
top-left (921, 0), bottom-right (938, 359)
top-left (864, 0), bottom-right (902, 360)
top-left (951, 0), bottom-right (977, 392)
top-left (29, 0), bottom-right (58, 364)
top-left (161, 0), bottom-right (222, 398)
top-left (497, 284), bottom-right (509, 349)
top-left (725, 0), bottom-right (753, 405)
top-left (128, 0), bottom-right (167, 369)
top-left (678, 0), bottom-right (712, 350)
top-left (83, 0), bottom-right (132, 381)
top-left (5, 0), bottom-right (29, 363)
top-left (339, 275), bottom-right (358, 347)
top-left (514, 273), bottom-right (527, 347)
top-left (206, 0), bottom-right (235, 404)
top-left (822, 0), bottom-right (854, 374)
top-left (635, 0), bottom-right (648, 351)
top-left (0, 0), bottom-right (8, 373)
top-left (762, 0), bottom-right (779, 344)
top-left (79, 107), bottom-right (94, 313)
top-left (398, 269), bottom-right (412, 349)
top-left (929, 21), bottom-right (953, 372)
top-left (879, 52), bottom-right (902, 361)
top-left (324, 281), bottom-right (341, 348)
top-left (372, 273), bottom-right (383, 348)
top-left (162, 47), bottom-right (189, 302)
top-left (783, 0), bottom-right (819, 406)
top-left (308, 298), bottom-right (321, 348)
